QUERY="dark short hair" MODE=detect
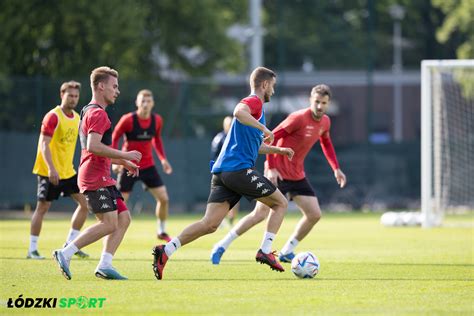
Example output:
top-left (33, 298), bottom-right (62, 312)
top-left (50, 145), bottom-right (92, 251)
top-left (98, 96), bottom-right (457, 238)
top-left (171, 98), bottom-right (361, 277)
top-left (249, 67), bottom-right (276, 89)
top-left (311, 84), bottom-right (332, 99)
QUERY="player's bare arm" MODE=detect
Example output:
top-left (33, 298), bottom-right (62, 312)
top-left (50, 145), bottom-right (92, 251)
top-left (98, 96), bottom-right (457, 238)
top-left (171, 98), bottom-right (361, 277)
top-left (111, 158), bottom-right (140, 177)
top-left (334, 168), bottom-right (347, 188)
top-left (233, 103), bottom-right (274, 144)
top-left (258, 143), bottom-right (294, 160)
top-left (161, 159), bottom-right (173, 175)
top-left (87, 132), bottom-right (142, 161)
top-left (39, 134), bottom-right (59, 185)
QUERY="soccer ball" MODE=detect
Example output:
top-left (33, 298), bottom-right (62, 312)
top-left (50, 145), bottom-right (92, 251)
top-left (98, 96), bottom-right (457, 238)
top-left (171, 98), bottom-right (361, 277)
top-left (291, 251), bottom-right (320, 279)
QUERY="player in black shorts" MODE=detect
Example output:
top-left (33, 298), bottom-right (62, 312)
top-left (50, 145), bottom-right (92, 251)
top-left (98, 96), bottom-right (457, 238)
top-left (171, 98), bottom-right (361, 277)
top-left (152, 67), bottom-right (296, 280)
top-left (29, 80), bottom-right (89, 260)
top-left (112, 89), bottom-right (174, 242)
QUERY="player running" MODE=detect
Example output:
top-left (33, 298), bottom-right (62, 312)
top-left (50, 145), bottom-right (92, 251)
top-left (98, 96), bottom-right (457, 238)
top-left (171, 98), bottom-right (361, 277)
top-left (152, 67), bottom-right (294, 280)
top-left (112, 89), bottom-right (173, 241)
top-left (29, 81), bottom-right (89, 260)
top-left (210, 84), bottom-right (346, 265)
top-left (52, 66), bottom-right (141, 280)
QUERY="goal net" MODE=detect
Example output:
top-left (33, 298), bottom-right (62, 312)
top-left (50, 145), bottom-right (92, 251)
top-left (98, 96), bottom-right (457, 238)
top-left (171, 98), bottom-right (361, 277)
top-left (421, 60), bottom-right (474, 227)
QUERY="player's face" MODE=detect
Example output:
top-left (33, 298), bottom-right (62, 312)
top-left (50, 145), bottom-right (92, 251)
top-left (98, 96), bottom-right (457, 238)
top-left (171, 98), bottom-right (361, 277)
top-left (61, 88), bottom-right (80, 110)
top-left (263, 77), bottom-right (276, 103)
top-left (310, 93), bottom-right (330, 120)
top-left (102, 76), bottom-right (120, 105)
top-left (136, 95), bottom-right (154, 114)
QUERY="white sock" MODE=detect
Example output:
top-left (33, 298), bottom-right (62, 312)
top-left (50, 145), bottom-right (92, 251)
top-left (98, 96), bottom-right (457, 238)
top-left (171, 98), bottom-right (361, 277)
top-left (260, 232), bottom-right (276, 254)
top-left (97, 252), bottom-right (114, 269)
top-left (280, 237), bottom-right (299, 255)
top-left (164, 237), bottom-right (181, 257)
top-left (158, 220), bottom-right (166, 234)
top-left (66, 229), bottom-right (80, 244)
top-left (29, 235), bottom-right (39, 252)
top-left (62, 242), bottom-right (79, 260)
top-left (216, 230), bottom-right (239, 250)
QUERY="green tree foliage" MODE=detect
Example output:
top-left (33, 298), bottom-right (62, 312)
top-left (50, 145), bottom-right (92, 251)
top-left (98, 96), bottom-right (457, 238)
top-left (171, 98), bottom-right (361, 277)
top-left (263, 0), bottom-right (462, 71)
top-left (433, 0), bottom-right (474, 59)
top-left (0, 0), bottom-right (245, 78)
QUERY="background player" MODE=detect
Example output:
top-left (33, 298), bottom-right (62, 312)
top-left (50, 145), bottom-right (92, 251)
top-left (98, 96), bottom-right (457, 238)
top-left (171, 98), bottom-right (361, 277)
top-left (29, 81), bottom-right (89, 259)
top-left (152, 67), bottom-right (295, 280)
top-left (53, 67), bottom-right (141, 280)
top-left (211, 84), bottom-right (346, 264)
top-left (210, 116), bottom-right (239, 227)
top-left (112, 89), bottom-right (173, 241)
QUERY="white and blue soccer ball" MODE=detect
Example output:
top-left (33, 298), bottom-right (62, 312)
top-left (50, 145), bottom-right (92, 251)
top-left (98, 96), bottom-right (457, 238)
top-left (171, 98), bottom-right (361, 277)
top-left (291, 251), bottom-right (320, 279)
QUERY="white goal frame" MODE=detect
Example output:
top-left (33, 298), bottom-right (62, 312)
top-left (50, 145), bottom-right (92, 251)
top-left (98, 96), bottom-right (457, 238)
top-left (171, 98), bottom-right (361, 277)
top-left (421, 59), bottom-right (474, 228)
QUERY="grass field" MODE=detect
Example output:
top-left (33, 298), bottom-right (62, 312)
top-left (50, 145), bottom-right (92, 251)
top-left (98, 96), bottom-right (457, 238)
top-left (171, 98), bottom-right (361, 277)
top-left (0, 212), bottom-right (473, 315)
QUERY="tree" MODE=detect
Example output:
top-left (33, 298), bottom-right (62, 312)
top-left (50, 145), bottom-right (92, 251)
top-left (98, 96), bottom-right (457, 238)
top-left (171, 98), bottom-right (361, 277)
top-left (433, 0), bottom-right (474, 59)
top-left (0, 0), bottom-right (246, 78)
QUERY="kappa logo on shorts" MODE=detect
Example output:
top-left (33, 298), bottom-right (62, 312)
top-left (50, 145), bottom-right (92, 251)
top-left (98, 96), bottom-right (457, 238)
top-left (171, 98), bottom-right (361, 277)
top-left (246, 169), bottom-right (253, 175)
top-left (98, 188), bottom-right (106, 192)
top-left (250, 175), bottom-right (258, 183)
top-left (98, 195), bottom-right (107, 201)
top-left (100, 203), bottom-right (111, 209)
top-left (256, 182), bottom-right (264, 189)
top-left (261, 188), bottom-right (270, 195)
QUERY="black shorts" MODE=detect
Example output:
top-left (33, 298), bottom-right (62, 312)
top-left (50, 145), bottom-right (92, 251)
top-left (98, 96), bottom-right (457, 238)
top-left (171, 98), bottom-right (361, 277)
top-left (83, 186), bottom-right (127, 214)
top-left (208, 167), bottom-right (277, 209)
top-left (36, 174), bottom-right (80, 202)
top-left (278, 178), bottom-right (316, 200)
top-left (117, 166), bottom-right (163, 192)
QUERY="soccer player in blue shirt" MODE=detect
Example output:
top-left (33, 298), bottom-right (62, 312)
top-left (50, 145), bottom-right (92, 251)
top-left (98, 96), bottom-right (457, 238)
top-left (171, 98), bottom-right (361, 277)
top-left (152, 67), bottom-right (294, 279)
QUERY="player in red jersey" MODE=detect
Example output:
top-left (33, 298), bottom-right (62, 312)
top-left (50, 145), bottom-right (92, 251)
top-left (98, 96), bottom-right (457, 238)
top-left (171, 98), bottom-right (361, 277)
top-left (112, 89), bottom-right (173, 241)
top-left (211, 84), bottom-right (346, 264)
top-left (53, 66), bottom-right (142, 280)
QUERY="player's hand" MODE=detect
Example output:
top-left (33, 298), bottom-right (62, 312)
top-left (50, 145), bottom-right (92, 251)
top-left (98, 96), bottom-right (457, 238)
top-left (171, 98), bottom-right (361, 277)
top-left (265, 168), bottom-right (282, 186)
top-left (161, 159), bottom-right (173, 175)
top-left (334, 168), bottom-right (346, 188)
top-left (48, 168), bottom-right (59, 186)
top-left (124, 150), bottom-right (142, 163)
top-left (123, 160), bottom-right (140, 178)
top-left (263, 128), bottom-right (274, 145)
top-left (280, 147), bottom-right (294, 161)
top-left (112, 164), bottom-right (123, 174)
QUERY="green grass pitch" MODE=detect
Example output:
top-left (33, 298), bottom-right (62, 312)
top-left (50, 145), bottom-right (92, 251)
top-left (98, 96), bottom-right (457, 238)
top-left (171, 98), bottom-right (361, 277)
top-left (1, 212), bottom-right (473, 314)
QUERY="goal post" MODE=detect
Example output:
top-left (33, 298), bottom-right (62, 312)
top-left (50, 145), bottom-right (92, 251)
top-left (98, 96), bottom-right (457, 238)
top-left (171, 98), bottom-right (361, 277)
top-left (421, 59), bottom-right (474, 228)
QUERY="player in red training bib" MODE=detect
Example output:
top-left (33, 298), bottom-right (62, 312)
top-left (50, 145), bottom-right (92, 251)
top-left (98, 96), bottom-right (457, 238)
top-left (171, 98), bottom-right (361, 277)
top-left (211, 84), bottom-right (347, 264)
top-left (52, 66), bottom-right (142, 281)
top-left (112, 89), bottom-right (173, 242)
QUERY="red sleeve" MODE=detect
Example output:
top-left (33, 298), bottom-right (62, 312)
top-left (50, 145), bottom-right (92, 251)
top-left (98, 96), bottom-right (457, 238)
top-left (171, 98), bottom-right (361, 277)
top-left (275, 112), bottom-right (300, 134)
top-left (152, 114), bottom-right (167, 161)
top-left (112, 114), bottom-right (133, 149)
top-left (84, 109), bottom-right (111, 136)
top-left (240, 96), bottom-right (262, 119)
top-left (40, 112), bottom-right (58, 137)
top-left (266, 128), bottom-right (289, 168)
top-left (320, 131), bottom-right (339, 171)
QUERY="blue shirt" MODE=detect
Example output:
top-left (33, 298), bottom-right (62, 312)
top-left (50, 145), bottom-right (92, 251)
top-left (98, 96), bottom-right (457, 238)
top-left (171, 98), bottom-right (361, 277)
top-left (211, 95), bottom-right (265, 173)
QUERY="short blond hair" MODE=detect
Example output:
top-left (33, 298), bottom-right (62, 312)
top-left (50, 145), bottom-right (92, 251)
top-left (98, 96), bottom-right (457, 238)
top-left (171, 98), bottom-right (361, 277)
top-left (90, 66), bottom-right (119, 89)
top-left (249, 67), bottom-right (276, 89)
top-left (137, 89), bottom-right (153, 99)
top-left (60, 81), bottom-right (81, 94)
